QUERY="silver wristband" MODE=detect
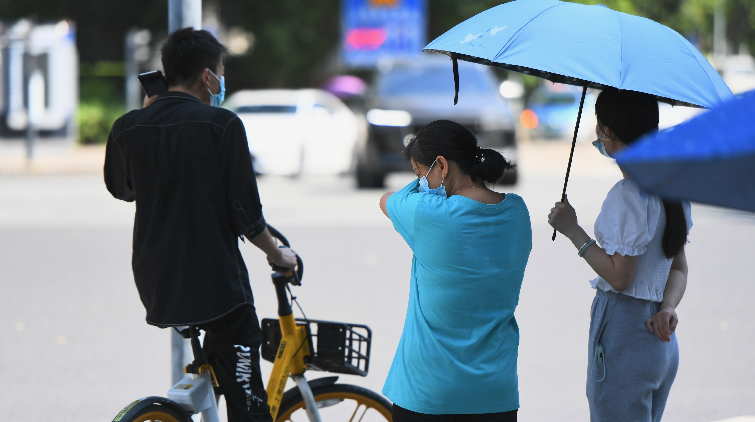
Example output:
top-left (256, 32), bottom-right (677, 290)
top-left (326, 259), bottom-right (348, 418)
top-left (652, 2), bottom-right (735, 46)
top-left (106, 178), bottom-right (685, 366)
top-left (578, 239), bottom-right (596, 257)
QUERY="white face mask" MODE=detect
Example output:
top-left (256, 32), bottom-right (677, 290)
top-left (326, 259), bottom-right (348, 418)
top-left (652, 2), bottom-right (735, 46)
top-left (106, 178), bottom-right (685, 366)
top-left (204, 70), bottom-right (225, 107)
top-left (417, 159), bottom-right (446, 196)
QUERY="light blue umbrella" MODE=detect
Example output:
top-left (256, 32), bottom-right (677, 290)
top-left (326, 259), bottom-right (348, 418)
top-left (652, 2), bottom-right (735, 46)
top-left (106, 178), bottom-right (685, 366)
top-left (616, 90), bottom-right (755, 213)
top-left (424, 0), bottom-right (732, 107)
top-left (423, 0), bottom-right (734, 238)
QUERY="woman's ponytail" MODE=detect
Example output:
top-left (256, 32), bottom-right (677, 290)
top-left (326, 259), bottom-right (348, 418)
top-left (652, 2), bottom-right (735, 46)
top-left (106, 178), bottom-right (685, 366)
top-left (472, 148), bottom-right (511, 184)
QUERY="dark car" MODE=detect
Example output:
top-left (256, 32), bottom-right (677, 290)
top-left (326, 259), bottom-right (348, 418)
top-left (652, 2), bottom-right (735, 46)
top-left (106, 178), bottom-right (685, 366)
top-left (355, 57), bottom-right (518, 188)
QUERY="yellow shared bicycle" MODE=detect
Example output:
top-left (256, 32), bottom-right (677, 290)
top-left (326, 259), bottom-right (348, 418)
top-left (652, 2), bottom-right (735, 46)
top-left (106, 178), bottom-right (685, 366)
top-left (112, 225), bottom-right (393, 422)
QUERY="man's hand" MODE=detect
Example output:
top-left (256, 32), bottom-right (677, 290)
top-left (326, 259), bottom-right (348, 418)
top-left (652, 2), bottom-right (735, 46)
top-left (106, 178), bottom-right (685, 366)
top-left (547, 196), bottom-right (579, 238)
top-left (645, 307), bottom-right (678, 343)
top-left (267, 246), bottom-right (297, 274)
top-left (143, 94), bottom-right (158, 108)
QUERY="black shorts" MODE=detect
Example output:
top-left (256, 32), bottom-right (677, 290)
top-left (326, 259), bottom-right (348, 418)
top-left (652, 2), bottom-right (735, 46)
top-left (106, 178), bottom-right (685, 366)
top-left (392, 404), bottom-right (517, 422)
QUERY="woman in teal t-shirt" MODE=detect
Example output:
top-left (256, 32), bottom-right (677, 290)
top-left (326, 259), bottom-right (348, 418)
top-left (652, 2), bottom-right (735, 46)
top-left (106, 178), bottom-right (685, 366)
top-left (379, 120), bottom-right (532, 422)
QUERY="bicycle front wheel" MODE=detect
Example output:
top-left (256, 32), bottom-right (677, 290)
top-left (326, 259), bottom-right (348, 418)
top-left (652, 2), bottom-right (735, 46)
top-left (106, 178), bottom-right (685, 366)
top-left (114, 403), bottom-right (192, 422)
top-left (277, 383), bottom-right (392, 422)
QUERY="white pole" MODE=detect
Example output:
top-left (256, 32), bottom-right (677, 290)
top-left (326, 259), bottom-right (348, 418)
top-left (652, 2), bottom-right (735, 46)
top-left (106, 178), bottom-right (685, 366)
top-left (169, 0), bottom-right (202, 32)
top-left (714, 0), bottom-right (727, 62)
top-left (168, 0), bottom-right (203, 386)
top-left (124, 29), bottom-right (151, 111)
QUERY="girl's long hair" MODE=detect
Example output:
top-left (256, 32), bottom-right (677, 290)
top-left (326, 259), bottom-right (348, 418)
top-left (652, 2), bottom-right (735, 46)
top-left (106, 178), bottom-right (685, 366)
top-left (595, 88), bottom-right (686, 259)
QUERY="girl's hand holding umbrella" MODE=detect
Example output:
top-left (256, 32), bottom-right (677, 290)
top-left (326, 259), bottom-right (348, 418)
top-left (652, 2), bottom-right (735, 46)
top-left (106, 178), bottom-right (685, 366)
top-left (548, 196), bottom-right (599, 255)
top-left (548, 196), bottom-right (580, 239)
top-left (548, 195), bottom-right (638, 293)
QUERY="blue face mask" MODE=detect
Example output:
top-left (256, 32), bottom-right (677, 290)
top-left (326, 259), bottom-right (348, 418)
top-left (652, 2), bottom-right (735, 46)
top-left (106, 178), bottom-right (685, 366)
top-left (592, 136), bottom-right (612, 158)
top-left (205, 70), bottom-right (225, 107)
top-left (418, 159), bottom-right (447, 197)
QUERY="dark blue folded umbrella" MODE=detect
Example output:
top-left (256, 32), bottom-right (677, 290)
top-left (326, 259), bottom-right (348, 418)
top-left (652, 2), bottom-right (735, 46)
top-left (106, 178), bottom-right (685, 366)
top-left (616, 90), bottom-right (755, 213)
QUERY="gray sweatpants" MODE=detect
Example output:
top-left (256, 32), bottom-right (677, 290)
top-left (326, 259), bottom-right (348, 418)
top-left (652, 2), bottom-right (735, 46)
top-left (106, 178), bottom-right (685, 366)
top-left (587, 289), bottom-right (679, 422)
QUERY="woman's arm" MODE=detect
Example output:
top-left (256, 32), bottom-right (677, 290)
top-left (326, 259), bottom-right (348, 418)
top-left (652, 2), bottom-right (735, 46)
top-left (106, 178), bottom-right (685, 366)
top-left (380, 192), bottom-right (394, 218)
top-left (646, 249), bottom-right (688, 342)
top-left (549, 197), bottom-right (637, 291)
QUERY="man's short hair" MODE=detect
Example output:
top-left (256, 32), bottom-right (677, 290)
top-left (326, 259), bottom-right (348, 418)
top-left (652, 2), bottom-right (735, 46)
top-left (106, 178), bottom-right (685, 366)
top-left (161, 27), bottom-right (229, 87)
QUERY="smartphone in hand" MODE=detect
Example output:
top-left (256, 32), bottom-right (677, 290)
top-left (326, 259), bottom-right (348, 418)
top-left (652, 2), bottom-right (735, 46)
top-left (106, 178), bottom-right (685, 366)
top-left (138, 70), bottom-right (168, 98)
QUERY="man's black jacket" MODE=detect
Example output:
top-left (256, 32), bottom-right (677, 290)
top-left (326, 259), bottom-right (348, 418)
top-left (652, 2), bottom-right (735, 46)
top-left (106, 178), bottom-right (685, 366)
top-left (104, 91), bottom-right (266, 327)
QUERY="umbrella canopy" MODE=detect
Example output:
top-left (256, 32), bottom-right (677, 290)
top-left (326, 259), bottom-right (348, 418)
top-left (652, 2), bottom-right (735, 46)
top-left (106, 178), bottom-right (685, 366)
top-left (423, 0), bottom-right (733, 108)
top-left (615, 90), bottom-right (755, 213)
top-left (423, 0), bottom-right (734, 239)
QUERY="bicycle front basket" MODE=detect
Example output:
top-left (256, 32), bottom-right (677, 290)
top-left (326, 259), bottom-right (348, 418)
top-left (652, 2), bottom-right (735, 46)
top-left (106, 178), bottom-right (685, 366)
top-left (306, 320), bottom-right (371, 377)
top-left (260, 318), bottom-right (372, 377)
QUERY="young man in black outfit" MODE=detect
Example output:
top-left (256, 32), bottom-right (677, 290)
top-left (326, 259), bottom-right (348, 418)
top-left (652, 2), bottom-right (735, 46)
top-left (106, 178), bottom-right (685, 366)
top-left (104, 28), bottom-right (295, 422)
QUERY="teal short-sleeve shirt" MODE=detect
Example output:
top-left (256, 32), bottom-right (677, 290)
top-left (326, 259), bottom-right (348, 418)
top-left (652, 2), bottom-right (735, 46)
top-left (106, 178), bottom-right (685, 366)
top-left (383, 179), bottom-right (532, 414)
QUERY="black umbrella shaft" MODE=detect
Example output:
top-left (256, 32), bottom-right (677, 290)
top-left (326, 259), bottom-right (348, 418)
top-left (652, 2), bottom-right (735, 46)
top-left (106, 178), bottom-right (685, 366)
top-left (553, 84), bottom-right (588, 241)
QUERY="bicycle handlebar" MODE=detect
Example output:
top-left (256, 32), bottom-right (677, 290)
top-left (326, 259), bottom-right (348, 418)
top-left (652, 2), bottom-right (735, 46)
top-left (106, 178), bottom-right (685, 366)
top-left (267, 225), bottom-right (290, 247)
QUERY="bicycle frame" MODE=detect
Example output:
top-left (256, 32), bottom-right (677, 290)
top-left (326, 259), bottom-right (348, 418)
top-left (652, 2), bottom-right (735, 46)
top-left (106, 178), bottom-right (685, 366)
top-left (164, 276), bottom-right (321, 422)
top-left (166, 274), bottom-right (321, 422)
top-left (266, 272), bottom-right (322, 422)
top-left (166, 327), bottom-right (221, 422)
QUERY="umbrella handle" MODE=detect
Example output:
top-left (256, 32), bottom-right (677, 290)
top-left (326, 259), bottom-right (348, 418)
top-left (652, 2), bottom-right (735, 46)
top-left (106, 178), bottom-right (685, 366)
top-left (553, 84), bottom-right (588, 241)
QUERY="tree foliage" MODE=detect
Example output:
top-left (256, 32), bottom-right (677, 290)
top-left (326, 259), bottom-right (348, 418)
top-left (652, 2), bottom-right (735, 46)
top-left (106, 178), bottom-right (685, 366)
top-left (220, 0), bottom-right (340, 90)
top-left (0, 0), bottom-right (752, 92)
top-left (727, 0), bottom-right (755, 55)
top-left (583, 0), bottom-right (755, 54)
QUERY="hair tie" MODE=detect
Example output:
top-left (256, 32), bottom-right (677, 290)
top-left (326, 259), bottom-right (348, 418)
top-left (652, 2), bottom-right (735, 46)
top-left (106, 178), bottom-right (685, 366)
top-left (477, 147), bottom-right (485, 162)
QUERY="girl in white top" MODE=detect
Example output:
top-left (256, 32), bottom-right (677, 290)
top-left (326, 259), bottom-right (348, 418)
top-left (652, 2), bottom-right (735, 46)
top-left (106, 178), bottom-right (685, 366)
top-left (549, 88), bottom-right (691, 422)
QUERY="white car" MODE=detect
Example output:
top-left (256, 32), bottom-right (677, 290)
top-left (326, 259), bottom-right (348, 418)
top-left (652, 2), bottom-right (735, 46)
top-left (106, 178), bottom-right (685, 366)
top-left (225, 89), bottom-right (361, 176)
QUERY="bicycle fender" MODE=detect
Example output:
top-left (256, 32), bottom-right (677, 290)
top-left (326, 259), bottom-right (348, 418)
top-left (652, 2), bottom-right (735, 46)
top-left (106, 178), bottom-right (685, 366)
top-left (280, 376), bottom-right (339, 403)
top-left (112, 396), bottom-right (191, 422)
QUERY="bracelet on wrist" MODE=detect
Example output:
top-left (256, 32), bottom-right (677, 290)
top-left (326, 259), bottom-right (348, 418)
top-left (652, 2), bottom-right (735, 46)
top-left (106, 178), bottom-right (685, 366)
top-left (578, 239), bottom-right (596, 257)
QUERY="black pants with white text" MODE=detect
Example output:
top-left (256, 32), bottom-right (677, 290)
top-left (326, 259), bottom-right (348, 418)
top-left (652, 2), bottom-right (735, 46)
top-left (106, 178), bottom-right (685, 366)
top-left (201, 305), bottom-right (273, 422)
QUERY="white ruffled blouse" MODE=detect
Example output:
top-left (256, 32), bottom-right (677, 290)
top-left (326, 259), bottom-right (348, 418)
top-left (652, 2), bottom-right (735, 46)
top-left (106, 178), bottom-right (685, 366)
top-left (590, 179), bottom-right (693, 302)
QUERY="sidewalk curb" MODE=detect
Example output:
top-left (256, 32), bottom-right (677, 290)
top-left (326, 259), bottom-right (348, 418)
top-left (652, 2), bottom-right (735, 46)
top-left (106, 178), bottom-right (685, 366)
top-left (0, 144), bottom-right (105, 175)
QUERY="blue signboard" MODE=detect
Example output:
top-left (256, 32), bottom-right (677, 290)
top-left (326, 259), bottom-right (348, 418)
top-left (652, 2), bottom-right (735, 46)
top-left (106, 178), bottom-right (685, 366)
top-left (341, 0), bottom-right (426, 68)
